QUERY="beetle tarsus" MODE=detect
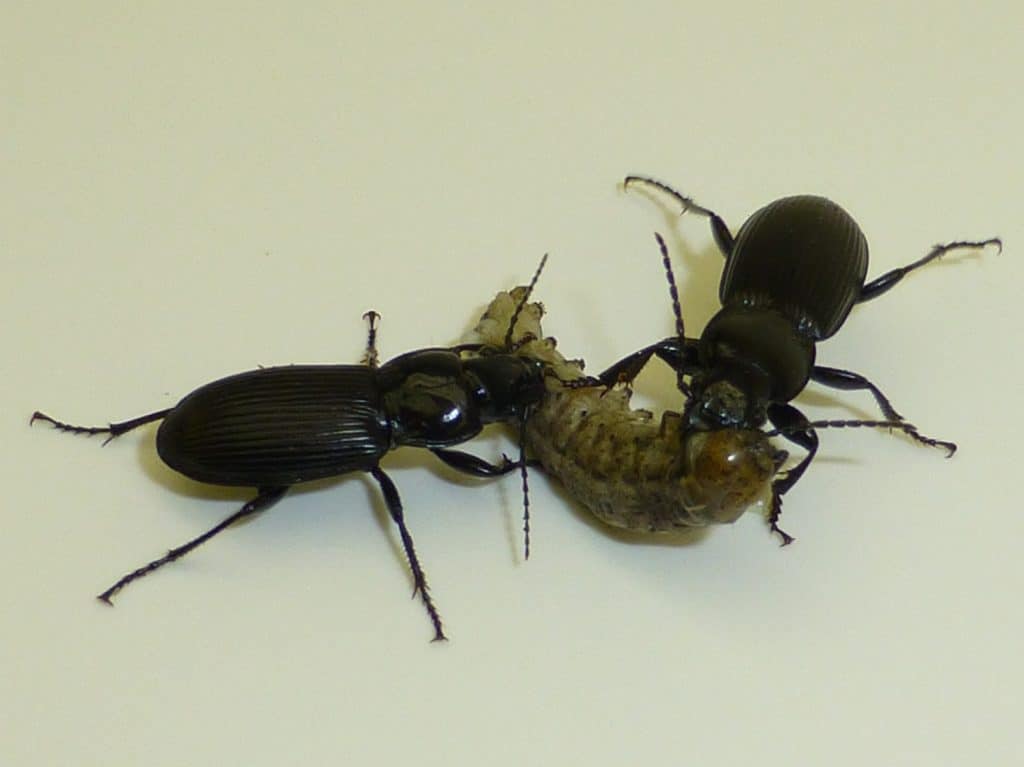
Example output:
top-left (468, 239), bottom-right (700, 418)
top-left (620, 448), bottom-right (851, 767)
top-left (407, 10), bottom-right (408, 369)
top-left (767, 493), bottom-right (795, 546)
top-left (31, 408), bottom-right (172, 446)
top-left (31, 410), bottom-right (108, 437)
top-left (97, 487), bottom-right (287, 603)
top-left (858, 238), bottom-right (1003, 303)
top-left (361, 310), bottom-right (381, 368)
top-left (773, 527), bottom-right (795, 547)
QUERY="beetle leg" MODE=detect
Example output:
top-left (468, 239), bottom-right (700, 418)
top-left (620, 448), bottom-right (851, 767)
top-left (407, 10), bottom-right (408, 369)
top-left (858, 238), bottom-right (1002, 303)
top-left (810, 366), bottom-right (905, 421)
top-left (596, 337), bottom-right (701, 389)
top-left (97, 486), bottom-right (288, 604)
top-left (561, 375), bottom-right (602, 389)
top-left (361, 310), bottom-right (381, 368)
top-left (432, 446), bottom-right (532, 552)
top-left (623, 175), bottom-right (736, 255)
top-left (31, 408), bottom-right (172, 446)
top-left (765, 404), bottom-right (821, 545)
top-left (434, 426), bottom-right (541, 562)
top-left (430, 449), bottom-right (522, 477)
top-left (369, 467), bottom-right (446, 642)
top-left (596, 345), bottom-right (661, 388)
top-left (809, 366), bottom-right (955, 455)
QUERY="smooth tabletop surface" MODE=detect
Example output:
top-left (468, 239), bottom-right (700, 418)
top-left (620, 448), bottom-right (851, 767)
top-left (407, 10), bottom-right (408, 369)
top-left (3, 4), bottom-right (1021, 766)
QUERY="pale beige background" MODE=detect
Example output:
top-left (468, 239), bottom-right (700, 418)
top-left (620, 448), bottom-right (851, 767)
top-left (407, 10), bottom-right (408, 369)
top-left (3, 3), bottom-right (1021, 766)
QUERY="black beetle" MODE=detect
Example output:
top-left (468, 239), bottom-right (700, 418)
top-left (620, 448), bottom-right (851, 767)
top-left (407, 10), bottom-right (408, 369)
top-left (31, 264), bottom-right (550, 641)
top-left (602, 176), bottom-right (1002, 541)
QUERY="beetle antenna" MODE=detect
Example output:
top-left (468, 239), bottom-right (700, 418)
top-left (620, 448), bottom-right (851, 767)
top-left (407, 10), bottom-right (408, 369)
top-left (765, 418), bottom-right (956, 456)
top-left (506, 254), bottom-right (547, 559)
top-left (776, 418), bottom-right (955, 456)
top-left (505, 253), bottom-right (548, 350)
top-left (654, 233), bottom-right (691, 398)
top-left (518, 415), bottom-right (531, 561)
top-left (767, 418), bottom-right (912, 437)
top-left (654, 232), bottom-right (686, 345)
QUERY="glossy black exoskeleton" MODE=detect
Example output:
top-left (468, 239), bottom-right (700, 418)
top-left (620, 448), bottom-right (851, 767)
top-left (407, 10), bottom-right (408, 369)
top-left (603, 176), bottom-right (1002, 541)
top-left (31, 271), bottom-right (549, 641)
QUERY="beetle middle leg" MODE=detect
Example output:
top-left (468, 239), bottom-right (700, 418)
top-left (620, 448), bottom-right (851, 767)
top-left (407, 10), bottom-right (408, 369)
top-left (97, 485), bottom-right (288, 604)
top-left (369, 467), bottom-right (446, 642)
top-left (809, 366), bottom-right (956, 455)
top-left (31, 409), bottom-right (171, 446)
top-left (434, 440), bottom-right (537, 560)
top-left (858, 238), bottom-right (1002, 303)
top-left (765, 404), bottom-right (821, 545)
top-left (431, 449), bottom-right (524, 477)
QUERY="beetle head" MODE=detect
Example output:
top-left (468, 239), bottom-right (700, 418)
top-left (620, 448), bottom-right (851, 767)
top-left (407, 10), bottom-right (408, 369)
top-left (464, 355), bottom-right (546, 423)
top-left (688, 369), bottom-right (769, 431)
top-left (690, 304), bottom-right (815, 429)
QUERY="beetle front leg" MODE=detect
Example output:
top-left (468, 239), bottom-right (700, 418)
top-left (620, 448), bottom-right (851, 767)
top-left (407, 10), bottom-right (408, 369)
top-left (765, 404), bottom-right (821, 545)
top-left (369, 467), bottom-right (446, 642)
top-left (596, 345), bottom-right (661, 388)
top-left (98, 486), bottom-right (288, 603)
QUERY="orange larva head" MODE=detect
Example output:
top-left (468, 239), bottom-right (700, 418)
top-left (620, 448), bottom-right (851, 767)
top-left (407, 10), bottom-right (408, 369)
top-left (682, 429), bottom-right (786, 524)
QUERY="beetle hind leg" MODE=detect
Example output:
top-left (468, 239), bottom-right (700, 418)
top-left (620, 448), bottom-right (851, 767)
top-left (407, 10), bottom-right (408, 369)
top-left (369, 467), bottom-right (447, 642)
top-left (809, 366), bottom-right (955, 455)
top-left (858, 238), bottom-right (1002, 303)
top-left (31, 408), bottom-right (172, 445)
top-left (97, 486), bottom-right (288, 604)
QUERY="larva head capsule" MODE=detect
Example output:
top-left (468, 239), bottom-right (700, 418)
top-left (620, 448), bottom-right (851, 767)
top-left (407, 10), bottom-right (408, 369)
top-left (681, 428), bottom-right (788, 525)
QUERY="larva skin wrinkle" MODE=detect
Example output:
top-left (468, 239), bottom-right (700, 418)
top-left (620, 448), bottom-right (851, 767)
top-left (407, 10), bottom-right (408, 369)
top-left (465, 288), bottom-right (783, 533)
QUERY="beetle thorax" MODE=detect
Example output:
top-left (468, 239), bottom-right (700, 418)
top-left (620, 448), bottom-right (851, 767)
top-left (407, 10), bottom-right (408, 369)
top-left (695, 304), bottom-right (815, 423)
